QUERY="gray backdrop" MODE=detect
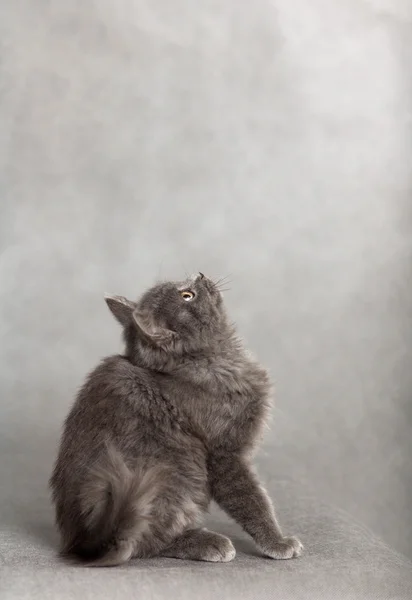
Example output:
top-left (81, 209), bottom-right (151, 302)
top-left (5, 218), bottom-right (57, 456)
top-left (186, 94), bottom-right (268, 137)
top-left (1, 0), bottom-right (411, 562)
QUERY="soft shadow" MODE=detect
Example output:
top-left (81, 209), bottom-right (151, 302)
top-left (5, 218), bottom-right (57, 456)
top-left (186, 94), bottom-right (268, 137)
top-left (23, 520), bottom-right (59, 550)
top-left (205, 515), bottom-right (263, 557)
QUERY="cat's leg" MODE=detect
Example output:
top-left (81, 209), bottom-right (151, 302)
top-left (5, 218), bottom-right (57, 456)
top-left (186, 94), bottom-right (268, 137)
top-left (133, 450), bottom-right (212, 560)
top-left (162, 528), bottom-right (236, 562)
top-left (208, 455), bottom-right (303, 559)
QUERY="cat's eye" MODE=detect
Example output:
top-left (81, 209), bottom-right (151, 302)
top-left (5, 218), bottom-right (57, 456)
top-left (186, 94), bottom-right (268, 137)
top-left (180, 290), bottom-right (195, 301)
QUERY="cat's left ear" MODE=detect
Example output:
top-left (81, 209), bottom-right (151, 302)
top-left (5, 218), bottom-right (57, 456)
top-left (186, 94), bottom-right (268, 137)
top-left (132, 310), bottom-right (177, 350)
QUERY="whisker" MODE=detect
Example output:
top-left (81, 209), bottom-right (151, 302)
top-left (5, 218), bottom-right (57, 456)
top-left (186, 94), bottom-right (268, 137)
top-left (213, 274), bottom-right (233, 287)
top-left (216, 274), bottom-right (232, 283)
top-left (215, 281), bottom-right (232, 290)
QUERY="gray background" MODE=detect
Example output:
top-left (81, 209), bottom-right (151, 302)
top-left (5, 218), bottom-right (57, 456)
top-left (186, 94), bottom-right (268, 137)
top-left (1, 0), bottom-right (411, 564)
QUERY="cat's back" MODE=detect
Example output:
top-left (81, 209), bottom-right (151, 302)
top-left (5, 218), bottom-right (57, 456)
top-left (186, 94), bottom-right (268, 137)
top-left (66, 354), bottom-right (154, 424)
top-left (54, 356), bottom-right (156, 467)
top-left (77, 354), bottom-right (155, 406)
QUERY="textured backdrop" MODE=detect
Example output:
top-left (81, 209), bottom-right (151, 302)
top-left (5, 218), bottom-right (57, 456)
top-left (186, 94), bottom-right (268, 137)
top-left (1, 0), bottom-right (411, 559)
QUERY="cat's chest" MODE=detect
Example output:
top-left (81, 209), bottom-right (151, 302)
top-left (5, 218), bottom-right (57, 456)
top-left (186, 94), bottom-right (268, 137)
top-left (157, 371), bottom-right (251, 442)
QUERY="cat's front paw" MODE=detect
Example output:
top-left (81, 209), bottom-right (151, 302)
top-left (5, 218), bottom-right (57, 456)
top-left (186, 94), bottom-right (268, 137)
top-left (261, 536), bottom-right (303, 560)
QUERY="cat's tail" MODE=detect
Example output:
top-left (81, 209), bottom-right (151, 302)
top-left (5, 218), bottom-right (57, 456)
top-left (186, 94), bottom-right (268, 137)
top-left (66, 443), bottom-right (163, 567)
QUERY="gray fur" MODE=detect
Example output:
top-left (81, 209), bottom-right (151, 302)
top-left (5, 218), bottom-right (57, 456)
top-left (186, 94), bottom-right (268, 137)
top-left (50, 273), bottom-right (303, 566)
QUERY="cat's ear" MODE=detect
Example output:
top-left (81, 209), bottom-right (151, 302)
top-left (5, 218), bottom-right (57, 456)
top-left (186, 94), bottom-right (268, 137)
top-left (104, 294), bottom-right (137, 327)
top-left (132, 310), bottom-right (177, 349)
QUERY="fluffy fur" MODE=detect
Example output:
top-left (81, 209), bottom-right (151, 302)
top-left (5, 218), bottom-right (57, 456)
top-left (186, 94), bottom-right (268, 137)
top-left (50, 273), bottom-right (303, 566)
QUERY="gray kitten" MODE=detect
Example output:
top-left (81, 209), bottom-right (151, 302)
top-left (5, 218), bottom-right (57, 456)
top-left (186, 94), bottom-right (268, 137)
top-left (50, 273), bottom-right (303, 566)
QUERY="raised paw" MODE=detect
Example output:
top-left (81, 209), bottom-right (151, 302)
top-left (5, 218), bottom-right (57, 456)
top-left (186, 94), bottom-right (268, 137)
top-left (261, 536), bottom-right (303, 560)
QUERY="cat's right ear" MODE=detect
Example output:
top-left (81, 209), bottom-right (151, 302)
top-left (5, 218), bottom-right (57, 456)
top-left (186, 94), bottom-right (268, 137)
top-left (132, 310), bottom-right (177, 349)
top-left (104, 294), bottom-right (137, 327)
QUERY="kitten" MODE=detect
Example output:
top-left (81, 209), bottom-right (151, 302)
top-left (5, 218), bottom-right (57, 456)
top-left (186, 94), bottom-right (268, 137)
top-left (50, 273), bottom-right (303, 566)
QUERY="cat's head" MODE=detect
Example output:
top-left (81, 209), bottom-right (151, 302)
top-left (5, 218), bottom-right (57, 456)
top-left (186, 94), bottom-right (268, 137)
top-left (105, 273), bottom-right (229, 359)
